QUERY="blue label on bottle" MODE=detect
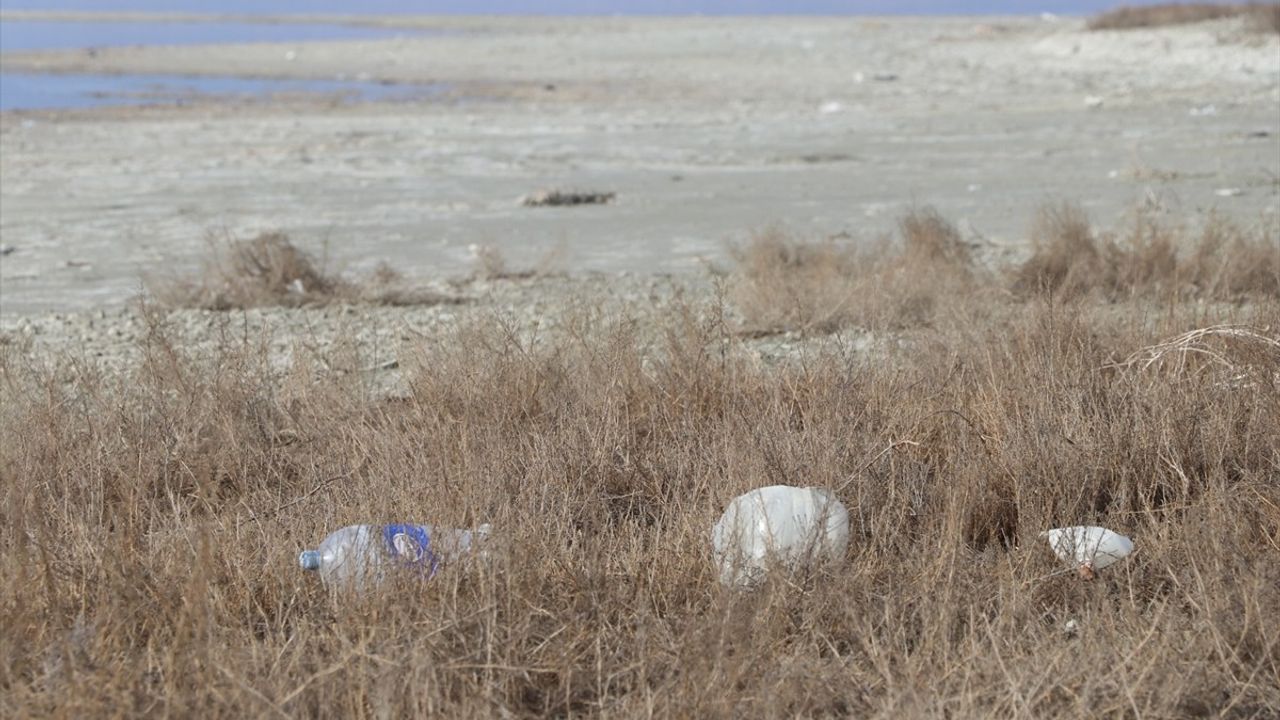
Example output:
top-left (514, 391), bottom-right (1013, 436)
top-left (382, 524), bottom-right (439, 578)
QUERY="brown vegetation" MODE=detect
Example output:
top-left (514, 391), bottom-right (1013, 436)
top-left (1088, 2), bottom-right (1280, 33)
top-left (148, 231), bottom-right (464, 309)
top-left (732, 203), bottom-right (1277, 335)
top-left (728, 207), bottom-right (979, 333)
top-left (1012, 204), bottom-right (1279, 301)
top-left (3, 205), bottom-right (1279, 717)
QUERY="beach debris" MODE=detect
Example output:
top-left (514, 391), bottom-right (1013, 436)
top-left (521, 189), bottom-right (615, 207)
top-left (0, 244), bottom-right (14, 256)
top-left (819, 100), bottom-right (844, 114)
top-left (712, 485), bottom-right (850, 587)
top-left (300, 522), bottom-right (492, 593)
top-left (1042, 526), bottom-right (1133, 580)
top-left (1084, 95), bottom-right (1105, 109)
top-left (1214, 187), bottom-right (1244, 197)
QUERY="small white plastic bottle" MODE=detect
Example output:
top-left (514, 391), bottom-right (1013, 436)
top-left (712, 485), bottom-right (850, 588)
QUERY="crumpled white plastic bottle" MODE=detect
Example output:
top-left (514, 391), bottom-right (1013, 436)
top-left (1042, 525), bottom-right (1133, 579)
top-left (712, 485), bottom-right (850, 587)
top-left (299, 522), bottom-right (491, 592)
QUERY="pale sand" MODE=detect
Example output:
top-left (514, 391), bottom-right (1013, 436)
top-left (1, 14), bottom-right (1277, 315)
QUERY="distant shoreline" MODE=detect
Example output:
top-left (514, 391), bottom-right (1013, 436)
top-left (0, 9), bottom-right (1045, 27)
top-left (0, 10), bottom-right (440, 28)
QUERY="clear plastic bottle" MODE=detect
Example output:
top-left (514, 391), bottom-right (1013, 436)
top-left (299, 522), bottom-right (491, 591)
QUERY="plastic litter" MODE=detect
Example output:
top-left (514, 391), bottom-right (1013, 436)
top-left (712, 485), bottom-right (850, 587)
top-left (1042, 526), bottom-right (1133, 579)
top-left (299, 522), bottom-right (491, 591)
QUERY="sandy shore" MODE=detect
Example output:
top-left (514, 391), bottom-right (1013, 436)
top-left (1, 14), bottom-right (1278, 316)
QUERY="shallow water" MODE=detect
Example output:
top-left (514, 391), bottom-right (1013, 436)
top-left (0, 19), bottom-right (443, 110)
top-left (0, 19), bottom-right (413, 52)
top-left (0, 71), bottom-right (447, 110)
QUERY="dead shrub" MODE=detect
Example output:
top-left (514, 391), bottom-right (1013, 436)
top-left (1012, 203), bottom-right (1102, 299)
top-left (1013, 203), bottom-right (1280, 301)
top-left (900, 205), bottom-right (972, 267)
top-left (149, 231), bottom-right (464, 309)
top-left (1184, 214), bottom-right (1280, 297)
top-left (1087, 2), bottom-right (1280, 32)
top-left (728, 208), bottom-right (976, 334)
top-left (726, 226), bottom-right (862, 333)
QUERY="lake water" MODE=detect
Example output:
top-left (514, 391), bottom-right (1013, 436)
top-left (0, 19), bottom-right (413, 52)
top-left (0, 71), bottom-right (447, 111)
top-left (0, 19), bottom-right (440, 110)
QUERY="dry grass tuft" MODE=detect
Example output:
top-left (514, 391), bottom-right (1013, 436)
top-left (1012, 203), bottom-right (1279, 301)
top-left (726, 226), bottom-right (862, 333)
top-left (1087, 2), bottom-right (1280, 32)
top-left (1011, 203), bottom-right (1102, 299)
top-left (728, 207), bottom-right (977, 334)
top-left (469, 242), bottom-right (569, 281)
top-left (149, 231), bottom-right (465, 309)
top-left (899, 205), bottom-right (973, 267)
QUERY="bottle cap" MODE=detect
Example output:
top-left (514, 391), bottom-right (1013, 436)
top-left (299, 550), bottom-right (322, 571)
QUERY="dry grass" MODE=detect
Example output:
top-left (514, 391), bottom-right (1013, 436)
top-left (1087, 2), bottom-right (1280, 32)
top-left (1106, 323), bottom-right (1280, 390)
top-left (1012, 204), bottom-right (1280, 302)
top-left (469, 242), bottom-right (568, 281)
top-left (728, 207), bottom-right (978, 334)
top-left (733, 202), bottom-right (1277, 331)
top-left (3, 206), bottom-right (1280, 717)
top-left (149, 231), bottom-right (464, 309)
